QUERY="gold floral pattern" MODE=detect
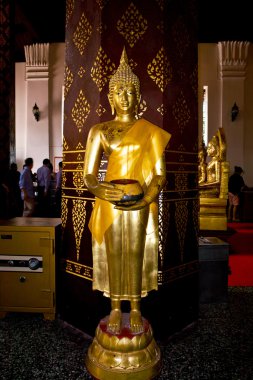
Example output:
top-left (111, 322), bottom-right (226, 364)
top-left (172, 91), bottom-right (190, 133)
top-left (91, 47), bottom-right (116, 91)
top-left (73, 13), bottom-right (92, 56)
top-left (64, 66), bottom-right (73, 99)
top-left (71, 89), bottom-right (91, 132)
top-left (96, 104), bottom-right (106, 117)
top-left (117, 3), bottom-right (148, 48)
top-left (66, 0), bottom-right (74, 27)
top-left (78, 66), bottom-right (86, 78)
top-left (73, 169), bottom-right (85, 195)
top-left (72, 199), bottom-right (86, 261)
top-left (175, 200), bottom-right (188, 262)
top-left (147, 47), bottom-right (172, 92)
top-left (61, 197), bottom-right (68, 229)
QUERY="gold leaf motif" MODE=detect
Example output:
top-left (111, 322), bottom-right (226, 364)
top-left (76, 142), bottom-right (84, 150)
top-left (175, 200), bottom-right (188, 262)
top-left (72, 199), bottom-right (86, 261)
top-left (73, 13), bottom-right (92, 56)
top-left (64, 66), bottom-right (73, 99)
top-left (172, 91), bottom-right (190, 133)
top-left (157, 104), bottom-right (167, 116)
top-left (61, 197), bottom-right (68, 229)
top-left (63, 136), bottom-right (69, 151)
top-left (76, 141), bottom-right (84, 150)
top-left (77, 154), bottom-right (83, 161)
top-left (172, 17), bottom-right (190, 57)
top-left (178, 144), bottom-right (186, 151)
top-left (91, 47), bottom-right (116, 92)
top-left (76, 163), bottom-right (83, 170)
top-left (62, 171), bottom-right (67, 188)
top-left (73, 170), bottom-right (85, 195)
top-left (157, 21), bottom-right (164, 34)
top-left (192, 198), bottom-right (199, 241)
top-left (96, 0), bottom-right (109, 9)
top-left (96, 23), bottom-right (107, 34)
top-left (175, 173), bottom-right (188, 192)
top-left (78, 66), bottom-right (86, 78)
top-left (117, 3), bottom-right (148, 48)
top-left (66, 0), bottom-right (74, 27)
top-left (158, 193), bottom-right (170, 267)
top-left (137, 99), bottom-right (147, 118)
top-left (71, 89), bottom-right (91, 132)
top-left (156, 0), bottom-right (165, 11)
top-left (96, 104), bottom-right (106, 117)
top-left (147, 47), bottom-right (172, 92)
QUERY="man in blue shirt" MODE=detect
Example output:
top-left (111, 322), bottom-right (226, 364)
top-left (19, 157), bottom-right (35, 217)
top-left (36, 158), bottom-right (52, 217)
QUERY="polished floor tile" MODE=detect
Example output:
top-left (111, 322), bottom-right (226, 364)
top-left (0, 287), bottom-right (253, 380)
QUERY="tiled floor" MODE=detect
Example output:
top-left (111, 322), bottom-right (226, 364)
top-left (1, 287), bottom-right (253, 380)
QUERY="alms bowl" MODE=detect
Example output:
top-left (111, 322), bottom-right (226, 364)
top-left (110, 179), bottom-right (144, 206)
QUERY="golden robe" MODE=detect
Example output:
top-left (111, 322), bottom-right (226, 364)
top-left (88, 118), bottom-right (171, 297)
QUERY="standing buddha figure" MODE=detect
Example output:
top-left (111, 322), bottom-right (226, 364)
top-left (83, 48), bottom-right (171, 335)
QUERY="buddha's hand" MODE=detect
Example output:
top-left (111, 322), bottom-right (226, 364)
top-left (114, 198), bottom-right (148, 211)
top-left (84, 174), bottom-right (123, 202)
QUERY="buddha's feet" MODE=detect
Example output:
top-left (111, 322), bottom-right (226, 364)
top-left (107, 309), bottom-right (122, 334)
top-left (130, 309), bottom-right (144, 334)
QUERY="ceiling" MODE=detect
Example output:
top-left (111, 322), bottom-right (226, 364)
top-left (14, 0), bottom-right (66, 61)
top-left (14, 1), bottom-right (253, 61)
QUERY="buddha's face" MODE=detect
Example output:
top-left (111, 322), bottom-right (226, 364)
top-left (207, 141), bottom-right (217, 157)
top-left (112, 83), bottom-right (138, 116)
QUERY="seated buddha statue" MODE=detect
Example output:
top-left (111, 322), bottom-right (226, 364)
top-left (198, 139), bottom-right (207, 185)
top-left (199, 128), bottom-right (229, 231)
top-left (199, 128), bottom-right (227, 198)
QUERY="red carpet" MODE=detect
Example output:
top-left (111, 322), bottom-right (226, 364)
top-left (227, 222), bottom-right (253, 286)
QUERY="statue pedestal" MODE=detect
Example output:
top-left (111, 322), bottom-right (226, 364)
top-left (199, 198), bottom-right (228, 231)
top-left (85, 313), bottom-right (161, 380)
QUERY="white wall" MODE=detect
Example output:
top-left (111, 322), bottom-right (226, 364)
top-left (15, 43), bottom-right (65, 173)
top-left (198, 43), bottom-right (253, 186)
top-left (198, 44), bottom-right (221, 142)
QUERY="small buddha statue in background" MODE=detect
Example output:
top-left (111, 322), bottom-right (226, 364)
top-left (198, 140), bottom-right (207, 185)
top-left (199, 128), bottom-right (226, 198)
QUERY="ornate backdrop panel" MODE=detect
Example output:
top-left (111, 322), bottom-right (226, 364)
top-left (60, 0), bottom-right (199, 338)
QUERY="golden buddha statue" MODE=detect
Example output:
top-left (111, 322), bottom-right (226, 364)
top-left (198, 139), bottom-right (207, 185)
top-left (83, 48), bottom-right (171, 378)
top-left (199, 128), bottom-right (230, 231)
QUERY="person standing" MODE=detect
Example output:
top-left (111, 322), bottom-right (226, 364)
top-left (19, 157), bottom-right (35, 217)
top-left (228, 166), bottom-right (246, 222)
top-left (6, 163), bottom-right (23, 217)
top-left (36, 158), bottom-right (51, 217)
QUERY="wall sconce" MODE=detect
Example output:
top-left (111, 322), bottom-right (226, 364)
top-left (231, 102), bottom-right (239, 122)
top-left (32, 103), bottom-right (40, 121)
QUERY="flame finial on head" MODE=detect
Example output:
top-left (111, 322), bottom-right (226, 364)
top-left (108, 47), bottom-right (140, 108)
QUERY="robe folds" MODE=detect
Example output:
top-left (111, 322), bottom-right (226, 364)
top-left (88, 118), bottom-right (171, 297)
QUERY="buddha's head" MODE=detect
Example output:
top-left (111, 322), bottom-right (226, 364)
top-left (207, 135), bottom-right (219, 158)
top-left (108, 48), bottom-right (141, 116)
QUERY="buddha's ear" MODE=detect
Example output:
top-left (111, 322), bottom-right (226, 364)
top-left (108, 94), bottom-right (115, 115)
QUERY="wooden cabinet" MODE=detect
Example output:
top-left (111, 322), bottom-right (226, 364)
top-left (0, 217), bottom-right (61, 320)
